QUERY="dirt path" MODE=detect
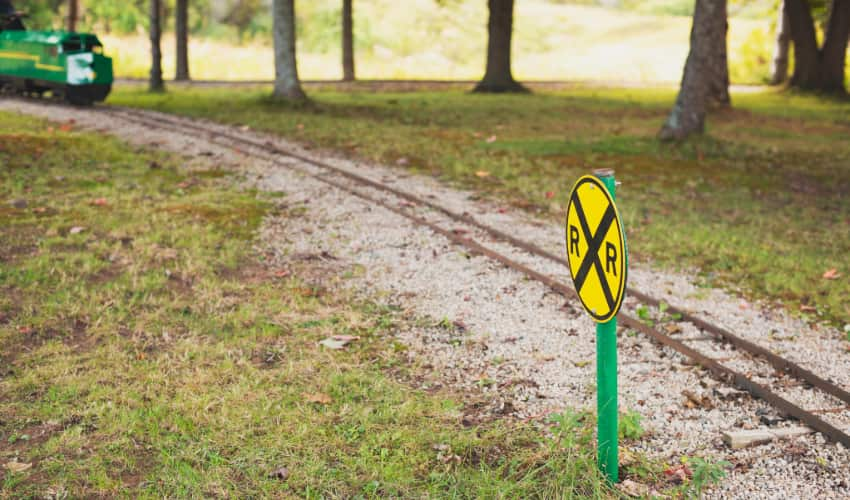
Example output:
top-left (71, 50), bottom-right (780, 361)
top-left (3, 98), bottom-right (848, 498)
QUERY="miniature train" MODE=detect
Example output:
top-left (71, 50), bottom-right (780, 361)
top-left (0, 8), bottom-right (112, 105)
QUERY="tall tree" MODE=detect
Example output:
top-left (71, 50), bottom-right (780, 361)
top-left (708, 11), bottom-right (730, 108)
top-left (769, 0), bottom-right (791, 85)
top-left (175, 0), bottom-right (190, 81)
top-left (785, 0), bottom-right (850, 94)
top-left (149, 0), bottom-right (165, 92)
top-left (342, 0), bottom-right (355, 81)
top-left (67, 0), bottom-right (78, 32)
top-left (659, 0), bottom-right (728, 141)
top-left (272, 0), bottom-right (306, 100)
top-left (474, 0), bottom-right (526, 93)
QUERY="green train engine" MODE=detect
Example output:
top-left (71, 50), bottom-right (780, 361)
top-left (0, 8), bottom-right (113, 105)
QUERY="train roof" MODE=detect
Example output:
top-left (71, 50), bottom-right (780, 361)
top-left (0, 30), bottom-right (101, 45)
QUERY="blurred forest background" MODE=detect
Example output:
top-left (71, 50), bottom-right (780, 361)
top-left (16, 0), bottom-right (838, 83)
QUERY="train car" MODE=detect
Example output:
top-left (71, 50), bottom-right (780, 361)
top-left (0, 13), bottom-right (113, 105)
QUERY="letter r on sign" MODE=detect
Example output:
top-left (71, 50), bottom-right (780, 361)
top-left (569, 225), bottom-right (580, 257)
top-left (605, 242), bottom-right (617, 276)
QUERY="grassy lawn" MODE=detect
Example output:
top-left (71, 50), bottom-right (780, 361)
top-left (109, 86), bottom-right (850, 332)
top-left (0, 111), bottom-right (644, 497)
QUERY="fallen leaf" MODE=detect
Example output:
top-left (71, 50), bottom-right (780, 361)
top-left (485, 135), bottom-right (497, 143)
top-left (545, 191), bottom-right (555, 199)
top-left (89, 198), bottom-right (108, 207)
top-left (682, 390), bottom-right (714, 409)
top-left (475, 170), bottom-right (491, 178)
top-left (396, 157), bottom-right (409, 166)
top-left (269, 467), bottom-right (290, 480)
top-left (800, 304), bottom-right (817, 313)
top-left (69, 226), bottom-right (85, 235)
top-left (823, 268), bottom-right (841, 280)
top-left (302, 392), bottom-right (332, 404)
top-left (618, 479), bottom-right (649, 498)
top-left (274, 269), bottom-right (290, 278)
top-left (17, 326), bottom-right (33, 334)
top-left (3, 461), bottom-right (32, 473)
top-left (663, 464), bottom-right (693, 484)
top-left (319, 335), bottom-right (360, 350)
top-left (662, 322), bottom-right (682, 334)
top-left (59, 123), bottom-right (74, 132)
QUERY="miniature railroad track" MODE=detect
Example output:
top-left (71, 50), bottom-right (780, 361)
top-left (96, 103), bottom-right (850, 447)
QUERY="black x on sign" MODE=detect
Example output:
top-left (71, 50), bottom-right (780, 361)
top-left (565, 175), bottom-right (627, 322)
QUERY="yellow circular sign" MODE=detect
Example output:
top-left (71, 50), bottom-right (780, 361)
top-left (565, 175), bottom-right (627, 322)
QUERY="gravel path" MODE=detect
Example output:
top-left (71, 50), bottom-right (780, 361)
top-left (3, 98), bottom-right (849, 498)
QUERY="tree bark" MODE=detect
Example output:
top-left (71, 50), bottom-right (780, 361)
top-left (770, 0), bottom-right (791, 85)
top-left (708, 1), bottom-right (731, 108)
top-left (342, 0), bottom-right (355, 81)
top-left (67, 0), bottom-right (78, 32)
top-left (659, 0), bottom-right (727, 141)
top-left (786, 0), bottom-right (850, 93)
top-left (149, 0), bottom-right (165, 92)
top-left (821, 0), bottom-right (850, 92)
top-left (272, 0), bottom-right (307, 101)
top-left (474, 0), bottom-right (527, 93)
top-left (175, 0), bottom-right (190, 81)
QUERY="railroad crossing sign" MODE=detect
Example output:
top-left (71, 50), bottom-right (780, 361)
top-left (565, 174), bottom-right (627, 323)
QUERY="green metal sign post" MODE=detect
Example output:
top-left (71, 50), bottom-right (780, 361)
top-left (596, 171), bottom-right (619, 483)
top-left (565, 169), bottom-right (627, 484)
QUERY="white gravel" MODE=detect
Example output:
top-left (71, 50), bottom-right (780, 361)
top-left (3, 98), bottom-right (849, 498)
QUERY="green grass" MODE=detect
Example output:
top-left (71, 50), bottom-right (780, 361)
top-left (0, 111), bottom-right (638, 497)
top-left (109, 85), bottom-right (850, 331)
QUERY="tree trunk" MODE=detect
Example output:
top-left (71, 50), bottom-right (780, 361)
top-left (67, 0), bottom-right (78, 32)
top-left (786, 0), bottom-right (849, 93)
top-left (769, 0), bottom-right (791, 85)
top-left (474, 0), bottom-right (527, 93)
top-left (659, 0), bottom-right (727, 141)
top-left (272, 0), bottom-right (307, 101)
top-left (708, 0), bottom-right (730, 108)
top-left (820, 0), bottom-right (850, 92)
top-left (149, 0), bottom-right (165, 92)
top-left (342, 0), bottom-right (355, 81)
top-left (175, 0), bottom-right (190, 81)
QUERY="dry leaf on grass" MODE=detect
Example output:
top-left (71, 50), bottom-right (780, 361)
top-left (89, 198), bottom-right (108, 207)
top-left (302, 392), bottom-right (332, 405)
top-left (475, 170), bottom-right (490, 178)
top-left (269, 467), bottom-right (290, 480)
top-left (823, 268), bottom-right (841, 280)
top-left (319, 335), bottom-right (360, 350)
top-left (4, 461), bottom-right (32, 473)
top-left (69, 226), bottom-right (85, 235)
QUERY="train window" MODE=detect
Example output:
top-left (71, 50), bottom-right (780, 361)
top-left (62, 40), bottom-right (82, 52)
